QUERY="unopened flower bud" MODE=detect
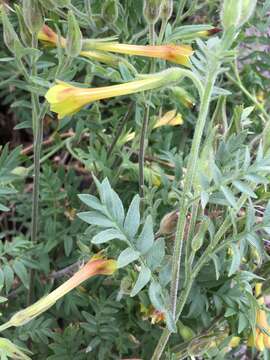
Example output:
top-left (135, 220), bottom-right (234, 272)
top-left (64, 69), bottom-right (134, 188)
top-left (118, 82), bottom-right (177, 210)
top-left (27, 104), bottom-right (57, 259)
top-left (1, 6), bottom-right (24, 55)
top-left (158, 210), bottom-right (178, 235)
top-left (102, 0), bottom-right (119, 24)
top-left (22, 0), bottom-right (44, 34)
top-left (143, 0), bottom-right (162, 24)
top-left (66, 10), bottom-right (82, 58)
top-left (239, 0), bottom-right (257, 27)
top-left (191, 233), bottom-right (203, 252)
top-left (160, 0), bottom-right (173, 21)
top-left (221, 0), bottom-right (257, 30)
top-left (171, 86), bottom-right (195, 109)
top-left (178, 321), bottom-right (195, 341)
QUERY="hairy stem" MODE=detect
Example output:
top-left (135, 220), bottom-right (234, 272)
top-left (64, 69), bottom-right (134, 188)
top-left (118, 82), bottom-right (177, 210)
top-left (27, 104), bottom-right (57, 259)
top-left (28, 35), bottom-right (42, 306)
top-left (170, 67), bottom-right (219, 318)
top-left (139, 23), bottom-right (155, 199)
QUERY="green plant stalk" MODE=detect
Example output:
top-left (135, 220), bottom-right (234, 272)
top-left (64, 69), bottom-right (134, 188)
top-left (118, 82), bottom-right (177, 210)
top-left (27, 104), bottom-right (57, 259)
top-left (27, 34), bottom-right (42, 306)
top-left (151, 64), bottom-right (219, 360)
top-left (170, 66), bottom-right (219, 319)
top-left (173, 0), bottom-right (188, 26)
top-left (138, 22), bottom-right (155, 199)
top-left (158, 19), bottom-right (168, 45)
top-left (151, 192), bottom-right (248, 359)
top-left (184, 200), bottom-right (199, 284)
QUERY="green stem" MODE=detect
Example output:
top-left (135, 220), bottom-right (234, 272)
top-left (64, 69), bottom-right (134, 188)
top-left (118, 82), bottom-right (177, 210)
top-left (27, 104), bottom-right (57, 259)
top-left (138, 22), bottom-right (155, 199)
top-left (157, 19), bottom-right (167, 45)
top-left (151, 63), bottom-right (219, 360)
top-left (170, 66), bottom-right (219, 319)
top-left (28, 34), bottom-right (41, 306)
top-left (173, 0), bottom-right (188, 27)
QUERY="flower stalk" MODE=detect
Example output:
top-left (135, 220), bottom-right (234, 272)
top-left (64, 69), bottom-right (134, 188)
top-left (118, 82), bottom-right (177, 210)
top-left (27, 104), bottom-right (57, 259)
top-left (151, 30), bottom-right (235, 359)
top-left (0, 256), bottom-right (117, 332)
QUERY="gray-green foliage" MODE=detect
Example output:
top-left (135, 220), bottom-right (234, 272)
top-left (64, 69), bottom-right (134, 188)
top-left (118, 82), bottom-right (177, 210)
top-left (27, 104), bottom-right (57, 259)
top-left (78, 177), bottom-right (175, 331)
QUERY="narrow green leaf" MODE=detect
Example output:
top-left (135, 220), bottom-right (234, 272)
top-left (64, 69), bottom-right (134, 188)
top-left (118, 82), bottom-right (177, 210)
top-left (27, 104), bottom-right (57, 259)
top-left (117, 248), bottom-right (140, 268)
top-left (228, 243), bottom-right (241, 277)
top-left (200, 191), bottom-right (209, 210)
top-left (77, 211), bottom-right (115, 228)
top-left (148, 281), bottom-right (164, 311)
top-left (92, 228), bottom-right (126, 244)
top-left (145, 238), bottom-right (165, 271)
top-left (13, 260), bottom-right (29, 289)
top-left (3, 264), bottom-right (14, 294)
top-left (124, 195), bottom-right (140, 238)
top-left (221, 185), bottom-right (237, 209)
top-left (130, 266), bottom-right (151, 297)
top-left (232, 180), bottom-right (257, 198)
top-left (78, 194), bottom-right (107, 214)
top-left (100, 178), bottom-right (125, 225)
top-left (136, 215), bottom-right (154, 254)
top-left (0, 203), bottom-right (9, 212)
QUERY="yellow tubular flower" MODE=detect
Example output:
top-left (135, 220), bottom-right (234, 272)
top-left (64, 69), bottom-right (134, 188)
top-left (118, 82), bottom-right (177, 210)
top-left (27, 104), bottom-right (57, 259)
top-left (39, 25), bottom-right (193, 67)
top-left (0, 256), bottom-right (117, 330)
top-left (85, 42), bottom-right (193, 67)
top-left (247, 282), bottom-right (270, 351)
top-left (45, 68), bottom-right (183, 119)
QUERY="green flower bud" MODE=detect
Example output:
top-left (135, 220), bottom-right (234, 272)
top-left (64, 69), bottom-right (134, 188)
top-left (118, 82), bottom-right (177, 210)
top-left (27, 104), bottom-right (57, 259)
top-left (143, 0), bottom-right (162, 24)
top-left (160, 0), bottom-right (173, 21)
top-left (191, 233), bottom-right (203, 252)
top-left (1, 6), bottom-right (24, 55)
top-left (191, 217), bottom-right (209, 252)
top-left (22, 0), bottom-right (44, 34)
top-left (65, 10), bottom-right (82, 58)
top-left (102, 0), bottom-right (119, 24)
top-left (14, 5), bottom-right (32, 47)
top-left (178, 321), bottom-right (195, 341)
top-left (239, 0), bottom-right (257, 27)
top-left (221, 0), bottom-right (257, 30)
top-left (171, 86), bottom-right (195, 109)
